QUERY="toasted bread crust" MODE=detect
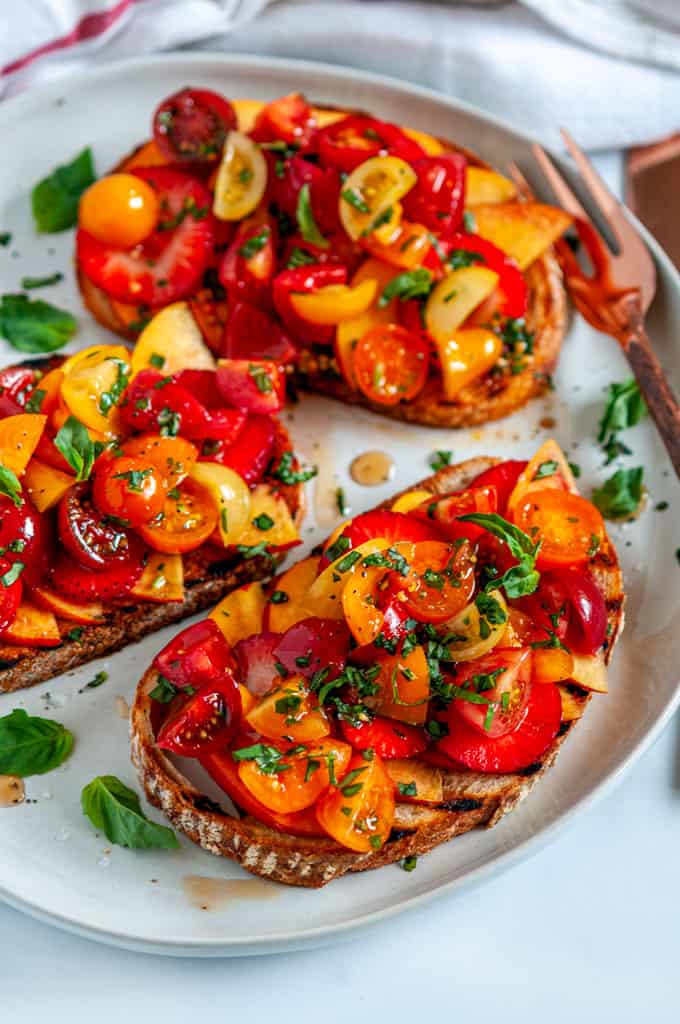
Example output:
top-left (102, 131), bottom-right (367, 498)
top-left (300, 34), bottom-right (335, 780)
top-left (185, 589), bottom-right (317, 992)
top-left (0, 420), bottom-right (304, 694)
top-left (130, 458), bottom-right (624, 887)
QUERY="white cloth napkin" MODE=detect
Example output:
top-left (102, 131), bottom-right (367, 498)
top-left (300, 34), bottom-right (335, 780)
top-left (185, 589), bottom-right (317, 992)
top-left (2, 0), bottom-right (680, 151)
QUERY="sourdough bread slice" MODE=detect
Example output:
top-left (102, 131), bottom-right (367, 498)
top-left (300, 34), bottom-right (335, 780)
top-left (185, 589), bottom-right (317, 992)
top-left (130, 457), bottom-right (624, 887)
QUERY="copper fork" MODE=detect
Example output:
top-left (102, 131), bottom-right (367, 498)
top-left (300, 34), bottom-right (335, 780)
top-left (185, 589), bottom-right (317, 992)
top-left (512, 131), bottom-right (680, 477)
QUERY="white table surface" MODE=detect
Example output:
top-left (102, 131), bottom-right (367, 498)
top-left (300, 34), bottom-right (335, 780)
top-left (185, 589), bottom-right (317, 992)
top-left (3, 150), bottom-right (679, 1023)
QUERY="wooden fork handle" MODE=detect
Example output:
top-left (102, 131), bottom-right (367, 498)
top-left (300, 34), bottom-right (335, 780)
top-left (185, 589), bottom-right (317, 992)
top-left (624, 325), bottom-right (680, 478)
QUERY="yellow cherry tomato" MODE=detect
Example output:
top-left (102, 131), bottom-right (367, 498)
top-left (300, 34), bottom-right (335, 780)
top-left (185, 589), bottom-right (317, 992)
top-left (289, 279), bottom-right (377, 325)
top-left (335, 258), bottom-right (400, 388)
top-left (424, 265), bottom-right (499, 346)
top-left (339, 156), bottom-right (417, 241)
top-left (246, 675), bottom-right (331, 743)
top-left (435, 327), bottom-right (503, 400)
top-left (213, 130), bottom-right (268, 221)
top-left (189, 462), bottom-right (252, 546)
top-left (60, 344), bottom-right (131, 437)
top-left (465, 167), bottom-right (517, 207)
top-left (79, 173), bottom-right (159, 248)
top-left (130, 301), bottom-right (215, 378)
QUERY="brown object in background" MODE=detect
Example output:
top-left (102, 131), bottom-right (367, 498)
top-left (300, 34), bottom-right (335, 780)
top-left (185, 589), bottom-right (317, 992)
top-left (626, 134), bottom-right (680, 270)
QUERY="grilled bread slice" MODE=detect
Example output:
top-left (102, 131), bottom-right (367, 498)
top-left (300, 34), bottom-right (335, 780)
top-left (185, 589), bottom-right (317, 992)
top-left (130, 457), bottom-right (624, 887)
top-left (0, 421), bottom-right (304, 694)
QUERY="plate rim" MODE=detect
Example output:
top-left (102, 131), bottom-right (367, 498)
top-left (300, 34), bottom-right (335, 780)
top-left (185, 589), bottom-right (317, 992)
top-left (1, 49), bottom-right (679, 957)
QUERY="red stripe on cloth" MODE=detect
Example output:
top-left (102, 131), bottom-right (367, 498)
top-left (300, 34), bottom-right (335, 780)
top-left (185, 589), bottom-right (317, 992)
top-left (1, 0), bottom-right (143, 77)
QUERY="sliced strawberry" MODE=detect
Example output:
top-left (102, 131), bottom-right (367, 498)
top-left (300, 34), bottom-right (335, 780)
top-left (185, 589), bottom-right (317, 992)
top-left (233, 631), bottom-right (282, 696)
top-left (222, 302), bottom-right (297, 363)
top-left (339, 716), bottom-right (428, 760)
top-left (50, 540), bottom-right (145, 603)
top-left (76, 168), bottom-right (215, 306)
top-left (198, 413), bottom-right (276, 485)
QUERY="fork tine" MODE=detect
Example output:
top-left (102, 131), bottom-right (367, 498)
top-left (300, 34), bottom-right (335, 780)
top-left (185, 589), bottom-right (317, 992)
top-left (531, 143), bottom-right (591, 223)
top-left (560, 128), bottom-right (626, 239)
top-left (507, 161), bottom-right (534, 200)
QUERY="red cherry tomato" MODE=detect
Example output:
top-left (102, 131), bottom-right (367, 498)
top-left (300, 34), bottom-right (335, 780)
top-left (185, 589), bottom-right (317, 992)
top-left (316, 115), bottom-right (425, 173)
top-left (222, 301), bottom-right (297, 363)
top-left (518, 573), bottom-right (570, 644)
top-left (414, 485), bottom-right (498, 543)
top-left (77, 168), bottom-right (215, 306)
top-left (269, 156), bottom-right (342, 236)
top-left (0, 492), bottom-right (51, 589)
top-left (233, 632), bottom-right (282, 697)
top-left (469, 459), bottom-right (528, 514)
top-left (449, 648), bottom-right (532, 739)
top-left (353, 324), bottom-right (429, 406)
top-left (50, 539), bottom-right (145, 602)
top-left (250, 93), bottom-right (317, 147)
top-left (218, 214), bottom-right (277, 308)
top-left (515, 490), bottom-right (606, 569)
top-left (436, 678), bottom-right (561, 773)
top-left (215, 359), bottom-right (285, 415)
top-left (152, 87), bottom-right (237, 162)
top-left (0, 365), bottom-right (42, 417)
top-left (0, 556), bottom-right (23, 633)
top-left (520, 569), bottom-right (607, 656)
top-left (272, 264), bottom-right (347, 346)
top-left (281, 233), bottom-right (362, 274)
top-left (444, 232), bottom-right (528, 318)
top-left (273, 617), bottom-right (351, 680)
top-left (200, 413), bottom-right (275, 485)
top-left (402, 154), bottom-right (466, 236)
top-left (154, 619), bottom-right (238, 690)
top-left (156, 675), bottom-right (242, 757)
top-left (57, 484), bottom-right (136, 571)
top-left (92, 455), bottom-right (166, 528)
top-left (119, 369), bottom-right (238, 442)
top-left (339, 716), bottom-right (428, 760)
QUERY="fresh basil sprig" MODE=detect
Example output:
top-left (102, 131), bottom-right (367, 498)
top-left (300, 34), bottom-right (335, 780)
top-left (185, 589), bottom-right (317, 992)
top-left (0, 464), bottom-right (23, 508)
top-left (31, 147), bottom-right (95, 232)
top-left (458, 512), bottom-right (541, 598)
top-left (592, 467), bottom-right (644, 520)
top-left (379, 268), bottom-right (433, 307)
top-left (54, 416), bottom-right (95, 481)
top-left (81, 775), bottom-right (180, 849)
top-left (0, 709), bottom-right (74, 776)
top-left (0, 294), bottom-right (77, 353)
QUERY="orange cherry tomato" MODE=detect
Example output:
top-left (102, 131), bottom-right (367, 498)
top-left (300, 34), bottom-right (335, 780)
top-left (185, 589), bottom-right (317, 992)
top-left (394, 539), bottom-right (476, 624)
top-left (79, 173), bottom-right (159, 248)
top-left (92, 455), bottom-right (166, 528)
top-left (120, 434), bottom-right (198, 489)
top-left (315, 752), bottom-right (396, 853)
top-left (363, 220), bottom-right (431, 269)
top-left (235, 737), bottom-right (352, 814)
top-left (137, 477), bottom-right (217, 553)
top-left (371, 643), bottom-right (430, 725)
top-left (352, 324), bottom-right (429, 406)
top-left (514, 489), bottom-right (606, 569)
top-left (342, 563), bottom-right (388, 645)
top-left (245, 675), bottom-right (331, 743)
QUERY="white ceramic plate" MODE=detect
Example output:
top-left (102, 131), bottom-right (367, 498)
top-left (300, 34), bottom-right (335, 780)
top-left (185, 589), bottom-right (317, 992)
top-left (0, 54), bottom-right (679, 958)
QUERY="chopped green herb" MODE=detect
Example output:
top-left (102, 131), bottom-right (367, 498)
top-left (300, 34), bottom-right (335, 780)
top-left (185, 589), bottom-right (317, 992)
top-left (253, 513), bottom-right (274, 531)
top-left (85, 671), bottom-right (108, 690)
top-left (592, 467), bottom-right (644, 520)
top-left (20, 272), bottom-right (64, 290)
top-left (232, 743), bottom-right (292, 774)
top-left (0, 465), bottom-right (23, 508)
top-left (286, 246), bottom-right (317, 270)
top-left (397, 781), bottom-right (417, 797)
top-left (336, 487), bottom-right (349, 516)
top-left (0, 562), bottom-right (23, 587)
top-left (378, 268), bottom-right (432, 307)
top-left (459, 512), bottom-right (540, 598)
top-left (401, 855), bottom-right (418, 872)
top-left (296, 184), bottom-right (328, 248)
top-left (341, 188), bottom-right (370, 214)
top-left (149, 352), bottom-right (166, 369)
top-left (113, 468), bottom-right (152, 492)
top-left (430, 450), bottom-right (452, 472)
top-left (534, 460), bottom-right (558, 480)
top-left (24, 388), bottom-right (46, 413)
top-left (248, 363), bottom-right (273, 394)
top-left (462, 210), bottom-right (477, 232)
top-left (32, 147), bottom-right (95, 232)
top-left (598, 378), bottom-right (647, 441)
top-left (272, 450), bottom-right (318, 485)
top-left (448, 248), bottom-right (485, 270)
top-left (54, 416), bottom-right (95, 481)
top-left (66, 627), bottom-right (84, 643)
top-left (270, 590), bottom-right (289, 605)
top-left (238, 227), bottom-right (270, 260)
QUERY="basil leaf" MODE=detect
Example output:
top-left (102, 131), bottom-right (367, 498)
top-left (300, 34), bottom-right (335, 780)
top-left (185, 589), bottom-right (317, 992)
top-left (54, 416), bottom-right (95, 481)
top-left (598, 379), bottom-right (647, 442)
top-left (31, 147), bottom-right (95, 233)
top-left (296, 183), bottom-right (328, 249)
top-left (459, 512), bottom-right (541, 598)
top-left (0, 464), bottom-right (23, 508)
top-left (592, 467), bottom-right (644, 520)
top-left (81, 775), bottom-right (180, 849)
top-left (379, 268), bottom-right (433, 307)
top-left (0, 709), bottom-right (73, 777)
top-left (0, 294), bottom-right (77, 353)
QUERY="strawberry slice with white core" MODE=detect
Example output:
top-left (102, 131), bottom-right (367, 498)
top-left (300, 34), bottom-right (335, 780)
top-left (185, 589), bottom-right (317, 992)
top-left (77, 167), bottom-right (215, 306)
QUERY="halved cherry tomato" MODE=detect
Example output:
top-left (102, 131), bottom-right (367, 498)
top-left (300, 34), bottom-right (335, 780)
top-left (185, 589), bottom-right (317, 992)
top-left (362, 220), bottom-right (432, 270)
top-left (443, 232), bottom-right (528, 318)
top-left (339, 716), bottom-right (428, 759)
top-left (392, 539), bottom-right (476, 624)
top-left (138, 477), bottom-right (217, 554)
top-left (215, 359), bottom-right (285, 415)
top-left (353, 324), bottom-right (429, 406)
top-left (270, 155), bottom-right (343, 236)
top-left (200, 748), bottom-right (326, 836)
top-left (58, 483), bottom-right (135, 570)
top-left (0, 492), bottom-right (51, 589)
top-left (401, 154), bottom-right (466, 235)
top-left (515, 489), bottom-right (606, 569)
top-left (156, 674), bottom-right (242, 757)
top-left (469, 460), bottom-right (528, 514)
top-left (79, 173), bottom-right (159, 248)
top-left (120, 370), bottom-right (238, 442)
top-left (517, 572), bottom-right (570, 644)
top-left (154, 619), bottom-right (237, 689)
top-left (250, 93), bottom-right (317, 147)
top-left (213, 130), bottom-right (267, 221)
top-left (322, 509), bottom-right (443, 567)
top-left (273, 617), bottom-right (351, 680)
top-left (339, 156), bottom-right (417, 242)
top-left (272, 264), bottom-right (347, 346)
top-left (414, 485), bottom-right (498, 543)
top-left (235, 737), bottom-right (352, 814)
top-left (317, 115), bottom-right (425, 173)
top-left (222, 301), bottom-right (297, 363)
top-left (289, 279), bottom-right (377, 326)
top-left (189, 288), bottom-right (228, 352)
top-left (519, 568), bottom-right (607, 656)
top-left (50, 537), bottom-right (145, 602)
top-left (0, 556), bottom-right (23, 632)
top-left (246, 675), bottom-right (330, 743)
top-left (449, 648), bottom-right (532, 739)
top-left (201, 413), bottom-right (275, 486)
top-left (153, 87), bottom-right (237, 162)
top-left (437, 677), bottom-right (561, 773)
top-left (218, 212), bottom-right (277, 308)
top-left (77, 168), bottom-right (215, 306)
top-left (92, 455), bottom-right (166, 528)
top-left (370, 643), bottom-right (431, 725)
top-left (120, 434), bottom-right (198, 489)
top-left (0, 365), bottom-right (42, 417)
top-left (315, 751), bottom-right (395, 853)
